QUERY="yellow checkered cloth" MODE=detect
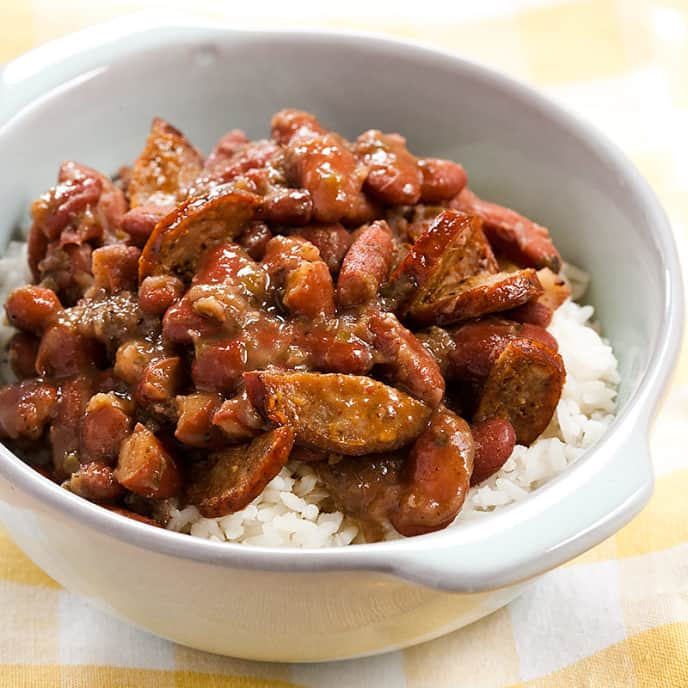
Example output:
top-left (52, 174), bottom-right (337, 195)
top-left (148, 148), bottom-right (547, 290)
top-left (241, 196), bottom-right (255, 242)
top-left (1, 1), bottom-right (687, 685)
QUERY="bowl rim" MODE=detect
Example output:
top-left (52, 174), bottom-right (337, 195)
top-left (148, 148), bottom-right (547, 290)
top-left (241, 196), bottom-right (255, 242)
top-left (0, 14), bottom-right (683, 592)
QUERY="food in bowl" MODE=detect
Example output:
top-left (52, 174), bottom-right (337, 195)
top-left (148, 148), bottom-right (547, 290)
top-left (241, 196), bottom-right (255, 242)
top-left (0, 109), bottom-right (618, 546)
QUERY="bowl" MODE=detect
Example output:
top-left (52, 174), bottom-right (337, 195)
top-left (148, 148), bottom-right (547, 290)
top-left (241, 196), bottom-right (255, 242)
top-left (0, 15), bottom-right (683, 662)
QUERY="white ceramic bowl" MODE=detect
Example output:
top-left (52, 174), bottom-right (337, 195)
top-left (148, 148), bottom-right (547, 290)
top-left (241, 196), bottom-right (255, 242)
top-left (0, 15), bottom-right (683, 662)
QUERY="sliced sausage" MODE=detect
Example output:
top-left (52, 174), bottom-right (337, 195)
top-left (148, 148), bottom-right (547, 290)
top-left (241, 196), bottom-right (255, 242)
top-left (128, 117), bottom-right (203, 208)
top-left (450, 188), bottom-right (562, 272)
top-left (391, 209), bottom-right (498, 310)
top-left (244, 370), bottom-right (431, 455)
top-left (470, 418), bottom-right (516, 485)
top-left (354, 130), bottom-right (422, 205)
top-left (391, 406), bottom-right (474, 536)
top-left (139, 185), bottom-right (261, 281)
top-left (474, 338), bottom-right (565, 445)
top-left (114, 423), bottom-right (182, 498)
top-left (336, 220), bottom-right (394, 308)
top-left (407, 268), bottom-right (544, 327)
top-left (187, 426), bottom-right (294, 518)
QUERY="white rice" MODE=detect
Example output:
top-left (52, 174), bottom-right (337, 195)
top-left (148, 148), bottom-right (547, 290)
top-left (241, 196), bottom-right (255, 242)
top-left (0, 244), bottom-right (619, 547)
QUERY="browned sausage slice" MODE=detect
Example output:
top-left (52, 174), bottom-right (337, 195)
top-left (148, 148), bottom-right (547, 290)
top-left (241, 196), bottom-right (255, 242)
top-left (128, 117), bottom-right (203, 208)
top-left (474, 338), bottom-right (565, 445)
top-left (450, 188), bottom-right (562, 272)
top-left (336, 220), bottom-right (394, 308)
top-left (244, 370), bottom-right (431, 456)
top-left (391, 406), bottom-right (474, 536)
top-left (470, 418), bottom-right (516, 485)
top-left (114, 423), bottom-right (182, 498)
top-left (391, 209), bottom-right (498, 309)
top-left (187, 426), bottom-right (294, 518)
top-left (407, 268), bottom-right (543, 327)
top-left (139, 185), bottom-right (261, 281)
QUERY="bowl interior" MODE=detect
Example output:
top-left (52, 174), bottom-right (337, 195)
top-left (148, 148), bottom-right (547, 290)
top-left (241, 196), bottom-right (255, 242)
top-left (0, 29), bottom-right (672, 447)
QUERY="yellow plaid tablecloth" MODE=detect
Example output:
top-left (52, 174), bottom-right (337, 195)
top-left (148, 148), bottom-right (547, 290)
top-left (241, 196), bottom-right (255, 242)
top-left (1, 1), bottom-right (687, 686)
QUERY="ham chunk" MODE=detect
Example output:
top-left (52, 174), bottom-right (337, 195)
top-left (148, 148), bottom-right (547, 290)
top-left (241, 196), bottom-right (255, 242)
top-left (187, 427), bottom-right (294, 517)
